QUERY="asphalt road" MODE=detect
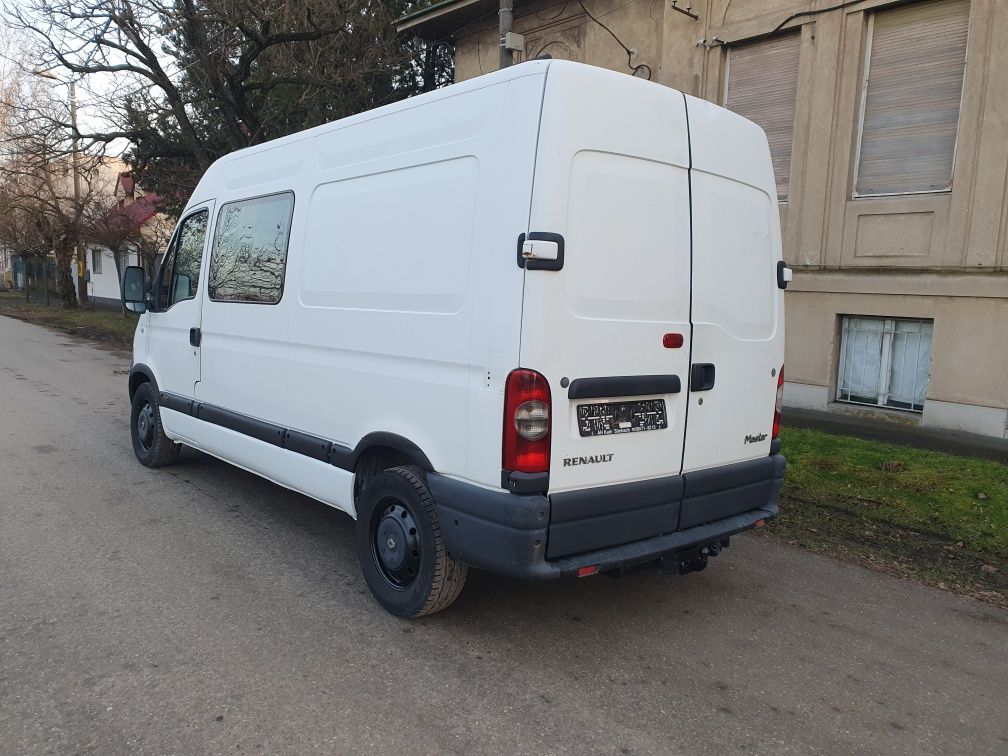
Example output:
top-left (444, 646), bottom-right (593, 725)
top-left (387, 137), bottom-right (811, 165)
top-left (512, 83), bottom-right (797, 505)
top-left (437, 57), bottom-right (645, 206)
top-left (1, 314), bottom-right (1006, 755)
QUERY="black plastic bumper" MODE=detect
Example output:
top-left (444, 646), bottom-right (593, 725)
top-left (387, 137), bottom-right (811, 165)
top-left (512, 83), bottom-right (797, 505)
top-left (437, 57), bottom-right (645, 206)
top-left (427, 451), bottom-right (786, 580)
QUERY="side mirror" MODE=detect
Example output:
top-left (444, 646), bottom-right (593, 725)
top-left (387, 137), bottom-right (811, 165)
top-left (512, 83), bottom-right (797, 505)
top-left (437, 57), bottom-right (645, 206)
top-left (122, 265), bottom-right (147, 314)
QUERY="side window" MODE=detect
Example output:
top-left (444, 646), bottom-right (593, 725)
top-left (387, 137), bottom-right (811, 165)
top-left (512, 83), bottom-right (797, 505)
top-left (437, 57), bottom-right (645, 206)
top-left (209, 192), bottom-right (294, 304)
top-left (167, 210), bottom-right (209, 307)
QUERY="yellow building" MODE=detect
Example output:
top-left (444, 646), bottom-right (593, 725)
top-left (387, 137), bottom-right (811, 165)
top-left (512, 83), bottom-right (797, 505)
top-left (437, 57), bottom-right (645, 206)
top-left (399, 0), bottom-right (1008, 438)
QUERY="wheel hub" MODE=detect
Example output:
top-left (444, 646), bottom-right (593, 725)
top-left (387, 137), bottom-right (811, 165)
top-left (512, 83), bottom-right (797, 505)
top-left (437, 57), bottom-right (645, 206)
top-left (372, 501), bottom-right (421, 589)
top-left (136, 403), bottom-right (155, 450)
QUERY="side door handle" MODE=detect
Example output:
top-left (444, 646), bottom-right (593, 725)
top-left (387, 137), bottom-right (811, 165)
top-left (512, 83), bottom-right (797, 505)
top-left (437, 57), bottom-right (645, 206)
top-left (189, 327), bottom-right (201, 347)
top-left (690, 363), bottom-right (715, 391)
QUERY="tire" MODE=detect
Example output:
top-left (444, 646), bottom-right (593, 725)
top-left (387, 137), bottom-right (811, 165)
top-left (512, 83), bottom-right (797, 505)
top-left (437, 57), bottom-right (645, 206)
top-left (130, 382), bottom-right (182, 468)
top-left (355, 465), bottom-right (468, 618)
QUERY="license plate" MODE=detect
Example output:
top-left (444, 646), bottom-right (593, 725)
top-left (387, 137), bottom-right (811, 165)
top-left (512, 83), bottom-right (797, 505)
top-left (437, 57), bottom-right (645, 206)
top-left (577, 399), bottom-right (668, 437)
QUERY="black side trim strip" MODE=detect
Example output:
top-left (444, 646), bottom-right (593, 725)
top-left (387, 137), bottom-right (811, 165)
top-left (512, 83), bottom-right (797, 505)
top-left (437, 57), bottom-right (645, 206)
top-left (155, 392), bottom-right (434, 473)
top-left (158, 391), bottom-right (193, 415)
top-left (567, 374), bottom-right (681, 400)
top-left (283, 429), bottom-right (332, 463)
top-left (197, 402), bottom-right (285, 446)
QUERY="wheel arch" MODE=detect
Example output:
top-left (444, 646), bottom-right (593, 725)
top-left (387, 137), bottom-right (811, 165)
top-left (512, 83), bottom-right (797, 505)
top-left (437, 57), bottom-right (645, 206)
top-left (351, 432), bottom-right (434, 500)
top-left (129, 363), bottom-right (158, 402)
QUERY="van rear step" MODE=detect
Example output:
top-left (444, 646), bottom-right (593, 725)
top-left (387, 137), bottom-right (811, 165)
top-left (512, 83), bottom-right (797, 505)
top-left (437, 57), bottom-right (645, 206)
top-left (601, 537), bottom-right (731, 578)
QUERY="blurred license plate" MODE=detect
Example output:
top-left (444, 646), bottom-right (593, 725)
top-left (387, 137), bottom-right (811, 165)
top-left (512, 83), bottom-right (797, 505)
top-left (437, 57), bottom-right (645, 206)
top-left (577, 399), bottom-right (667, 437)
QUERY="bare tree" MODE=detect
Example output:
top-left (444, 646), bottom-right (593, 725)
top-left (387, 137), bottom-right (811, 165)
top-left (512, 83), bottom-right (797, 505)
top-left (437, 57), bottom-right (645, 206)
top-left (7, 0), bottom-right (452, 207)
top-left (0, 61), bottom-right (120, 308)
top-left (0, 188), bottom-right (54, 303)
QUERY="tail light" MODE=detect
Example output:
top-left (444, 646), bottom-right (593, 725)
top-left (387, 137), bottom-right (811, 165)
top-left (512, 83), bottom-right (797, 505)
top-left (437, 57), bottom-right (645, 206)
top-left (502, 369), bottom-right (551, 473)
top-left (772, 366), bottom-right (784, 439)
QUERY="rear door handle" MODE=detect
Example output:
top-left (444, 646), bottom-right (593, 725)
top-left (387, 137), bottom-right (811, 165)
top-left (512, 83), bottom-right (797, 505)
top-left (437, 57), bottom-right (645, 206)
top-left (516, 232), bottom-right (565, 271)
top-left (777, 260), bottom-right (793, 289)
top-left (690, 363), bottom-right (715, 391)
top-left (189, 327), bottom-right (201, 347)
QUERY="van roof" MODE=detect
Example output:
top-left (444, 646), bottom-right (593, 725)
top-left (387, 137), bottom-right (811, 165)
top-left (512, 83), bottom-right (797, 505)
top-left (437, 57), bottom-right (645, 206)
top-left (212, 60), bottom-right (552, 165)
top-left (188, 61), bottom-right (687, 207)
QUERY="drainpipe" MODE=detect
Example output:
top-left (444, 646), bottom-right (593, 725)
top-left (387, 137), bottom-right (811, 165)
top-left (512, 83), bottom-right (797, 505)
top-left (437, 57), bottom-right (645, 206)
top-left (499, 0), bottom-right (513, 68)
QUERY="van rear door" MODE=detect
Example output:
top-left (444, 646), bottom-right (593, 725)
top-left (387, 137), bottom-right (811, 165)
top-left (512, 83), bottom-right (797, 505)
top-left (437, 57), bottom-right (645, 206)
top-left (681, 96), bottom-right (786, 473)
top-left (519, 64), bottom-right (693, 495)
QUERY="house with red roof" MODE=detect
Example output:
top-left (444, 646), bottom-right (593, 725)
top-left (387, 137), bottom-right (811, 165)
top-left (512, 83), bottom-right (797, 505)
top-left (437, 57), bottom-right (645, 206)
top-left (85, 172), bottom-right (173, 307)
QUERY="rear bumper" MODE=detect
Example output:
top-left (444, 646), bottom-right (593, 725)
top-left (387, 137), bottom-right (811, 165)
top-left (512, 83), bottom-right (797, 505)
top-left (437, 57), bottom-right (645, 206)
top-left (427, 451), bottom-right (786, 580)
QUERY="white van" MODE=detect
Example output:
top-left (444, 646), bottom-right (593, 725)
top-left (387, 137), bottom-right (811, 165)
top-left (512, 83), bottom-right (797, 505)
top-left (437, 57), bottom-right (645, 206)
top-left (122, 60), bottom-right (789, 617)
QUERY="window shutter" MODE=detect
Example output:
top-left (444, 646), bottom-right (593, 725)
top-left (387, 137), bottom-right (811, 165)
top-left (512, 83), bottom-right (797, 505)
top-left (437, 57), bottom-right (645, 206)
top-left (855, 0), bottom-right (970, 196)
top-left (725, 33), bottom-right (801, 201)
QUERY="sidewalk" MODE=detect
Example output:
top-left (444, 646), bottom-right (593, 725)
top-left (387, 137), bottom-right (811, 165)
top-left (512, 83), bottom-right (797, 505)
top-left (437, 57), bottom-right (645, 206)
top-left (784, 406), bottom-right (1008, 464)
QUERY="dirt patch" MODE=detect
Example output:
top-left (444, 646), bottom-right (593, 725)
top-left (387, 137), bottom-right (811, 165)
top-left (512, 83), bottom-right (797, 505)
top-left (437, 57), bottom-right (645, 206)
top-left (761, 493), bottom-right (1007, 609)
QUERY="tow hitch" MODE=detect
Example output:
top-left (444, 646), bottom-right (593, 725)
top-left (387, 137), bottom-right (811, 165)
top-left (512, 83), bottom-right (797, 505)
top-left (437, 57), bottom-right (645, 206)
top-left (659, 537), bottom-right (730, 576)
top-left (602, 537), bottom-right (731, 578)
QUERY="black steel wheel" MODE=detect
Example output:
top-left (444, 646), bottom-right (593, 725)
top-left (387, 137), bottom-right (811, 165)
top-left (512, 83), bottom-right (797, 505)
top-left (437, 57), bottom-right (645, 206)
top-left (130, 382), bottom-right (182, 468)
top-left (372, 500), bottom-right (423, 589)
top-left (355, 466), bottom-right (467, 617)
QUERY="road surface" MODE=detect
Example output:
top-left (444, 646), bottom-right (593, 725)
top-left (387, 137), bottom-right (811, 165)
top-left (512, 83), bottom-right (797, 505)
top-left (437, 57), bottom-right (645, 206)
top-left (1, 314), bottom-right (1006, 754)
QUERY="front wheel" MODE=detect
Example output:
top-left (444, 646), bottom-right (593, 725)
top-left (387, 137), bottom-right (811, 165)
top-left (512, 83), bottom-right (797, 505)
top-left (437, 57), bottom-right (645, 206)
top-left (355, 466), bottom-right (467, 617)
top-left (130, 382), bottom-right (181, 467)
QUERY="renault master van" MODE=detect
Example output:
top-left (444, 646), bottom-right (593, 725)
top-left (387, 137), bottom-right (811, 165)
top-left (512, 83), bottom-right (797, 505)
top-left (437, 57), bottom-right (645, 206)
top-left (122, 60), bottom-right (789, 617)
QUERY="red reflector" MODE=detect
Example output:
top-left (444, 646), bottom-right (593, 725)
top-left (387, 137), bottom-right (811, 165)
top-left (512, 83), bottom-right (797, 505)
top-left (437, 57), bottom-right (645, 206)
top-left (577, 565), bottom-right (598, 578)
top-left (662, 333), bottom-right (684, 349)
top-left (755, 519), bottom-right (766, 528)
top-left (772, 366), bottom-right (784, 440)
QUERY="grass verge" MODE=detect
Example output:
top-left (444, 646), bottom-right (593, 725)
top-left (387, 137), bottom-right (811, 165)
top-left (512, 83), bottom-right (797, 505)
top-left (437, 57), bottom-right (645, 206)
top-left (0, 289), bottom-right (137, 350)
top-left (769, 427), bottom-right (1007, 607)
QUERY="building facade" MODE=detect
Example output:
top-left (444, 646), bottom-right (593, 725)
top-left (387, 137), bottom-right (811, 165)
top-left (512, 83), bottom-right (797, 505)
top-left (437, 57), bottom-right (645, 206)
top-left (399, 0), bottom-right (1008, 438)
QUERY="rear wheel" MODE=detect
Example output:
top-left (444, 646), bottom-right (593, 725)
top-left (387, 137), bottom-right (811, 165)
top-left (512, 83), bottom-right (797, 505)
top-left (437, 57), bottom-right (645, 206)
top-left (130, 382), bottom-right (181, 467)
top-left (355, 465), bottom-right (467, 617)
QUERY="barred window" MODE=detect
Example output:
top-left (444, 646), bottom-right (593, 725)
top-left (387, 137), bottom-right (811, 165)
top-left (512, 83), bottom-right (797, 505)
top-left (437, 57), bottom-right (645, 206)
top-left (837, 316), bottom-right (933, 412)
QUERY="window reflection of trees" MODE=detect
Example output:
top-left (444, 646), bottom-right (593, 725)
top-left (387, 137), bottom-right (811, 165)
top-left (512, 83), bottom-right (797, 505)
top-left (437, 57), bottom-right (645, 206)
top-left (174, 211), bottom-right (207, 300)
top-left (209, 194), bottom-right (293, 303)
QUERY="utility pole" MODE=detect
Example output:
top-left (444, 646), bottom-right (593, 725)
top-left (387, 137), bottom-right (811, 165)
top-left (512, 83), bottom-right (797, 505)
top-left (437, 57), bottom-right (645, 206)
top-left (499, 0), bottom-right (513, 69)
top-left (70, 80), bottom-right (87, 308)
top-left (34, 70), bottom-right (88, 307)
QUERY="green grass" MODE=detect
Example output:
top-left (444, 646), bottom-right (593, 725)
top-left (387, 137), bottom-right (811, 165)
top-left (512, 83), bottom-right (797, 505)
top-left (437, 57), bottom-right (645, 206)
top-left (774, 427), bottom-right (1007, 605)
top-left (781, 427), bottom-right (1008, 557)
top-left (0, 289), bottom-right (138, 349)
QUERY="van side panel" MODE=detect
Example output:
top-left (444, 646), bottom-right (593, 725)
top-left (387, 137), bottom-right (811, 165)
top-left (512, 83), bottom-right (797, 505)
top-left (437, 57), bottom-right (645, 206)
top-left (682, 96), bottom-right (785, 472)
top-left (187, 74), bottom-right (544, 512)
top-left (162, 409), bottom-right (355, 512)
